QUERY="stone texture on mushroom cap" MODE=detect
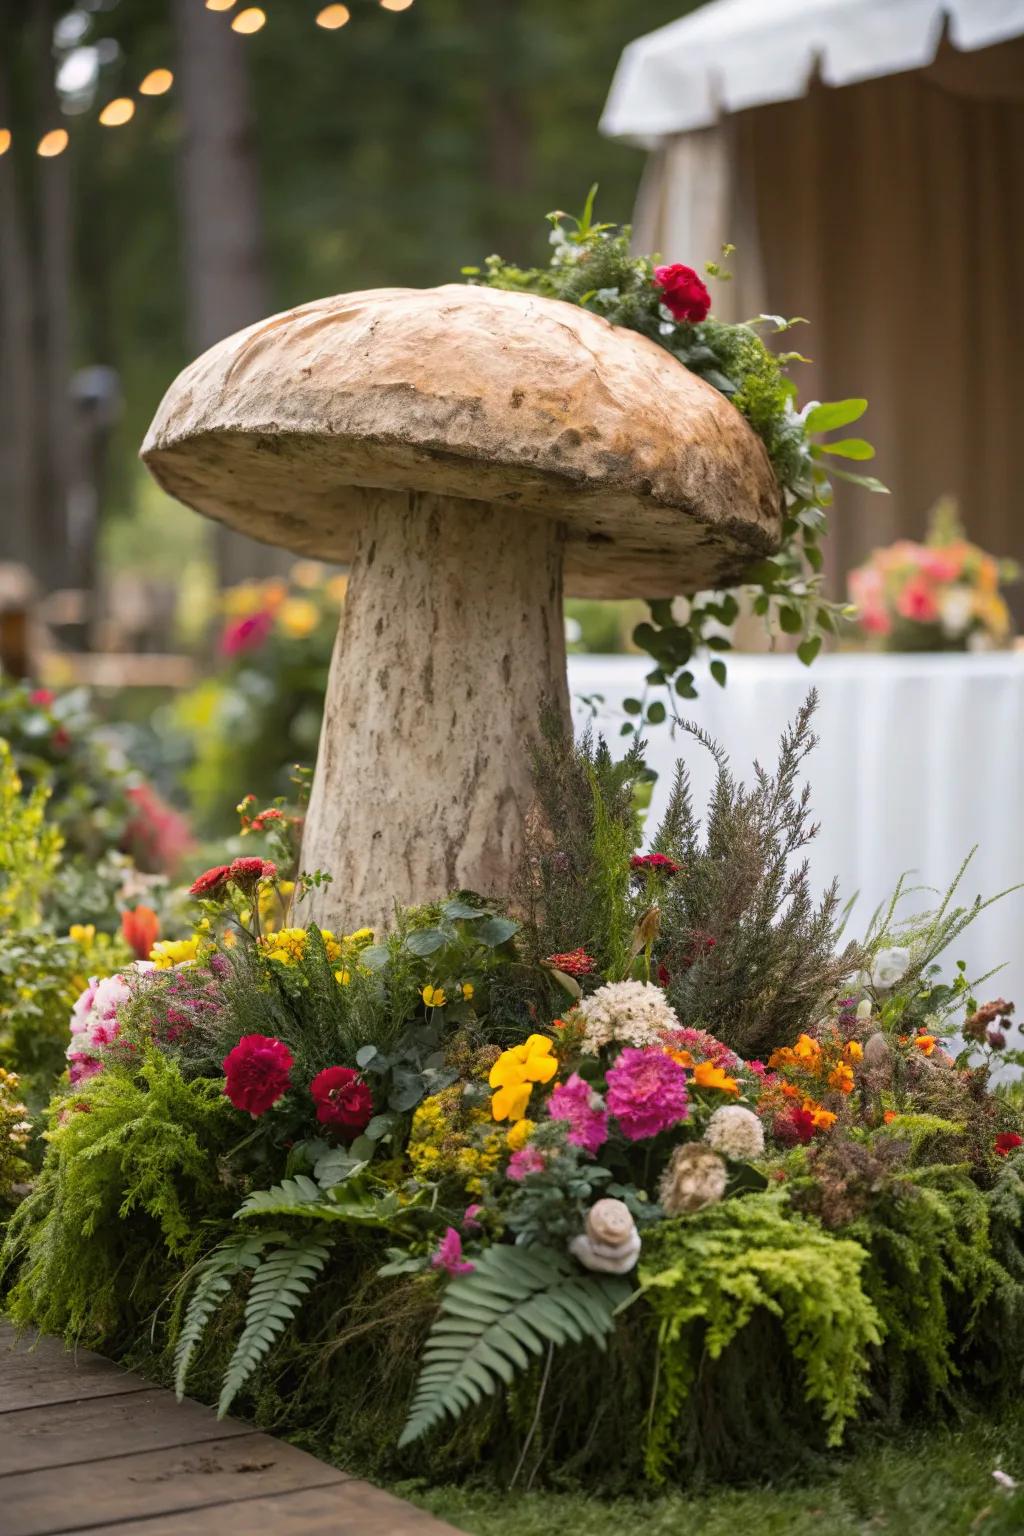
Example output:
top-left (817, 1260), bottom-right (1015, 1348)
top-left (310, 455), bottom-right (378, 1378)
top-left (141, 284), bottom-right (781, 597)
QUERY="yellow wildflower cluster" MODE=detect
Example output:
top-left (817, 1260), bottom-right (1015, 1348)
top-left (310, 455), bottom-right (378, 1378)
top-left (421, 981), bottom-right (474, 1009)
top-left (489, 1035), bottom-right (557, 1123)
top-left (408, 1087), bottom-right (503, 1195)
top-left (151, 937), bottom-right (202, 970)
top-left (259, 927), bottom-right (347, 967)
top-left (769, 1030), bottom-right (863, 1097)
top-left (505, 1118), bottom-right (535, 1151)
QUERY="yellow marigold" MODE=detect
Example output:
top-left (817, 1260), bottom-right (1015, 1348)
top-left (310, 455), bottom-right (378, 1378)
top-left (828, 1062), bottom-right (855, 1094)
top-left (423, 984), bottom-right (447, 1008)
top-left (692, 1061), bottom-right (740, 1096)
top-left (68, 924), bottom-right (96, 945)
top-left (343, 927), bottom-right (374, 946)
top-left (489, 1034), bottom-right (557, 1122)
top-left (151, 937), bottom-right (200, 969)
top-left (261, 927), bottom-right (307, 965)
top-left (768, 1033), bottom-right (823, 1071)
top-left (845, 1040), bottom-right (864, 1061)
top-left (506, 1118), bottom-right (535, 1151)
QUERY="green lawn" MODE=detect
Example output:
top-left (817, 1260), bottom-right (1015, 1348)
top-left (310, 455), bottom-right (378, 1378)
top-left (399, 1409), bottom-right (1024, 1535)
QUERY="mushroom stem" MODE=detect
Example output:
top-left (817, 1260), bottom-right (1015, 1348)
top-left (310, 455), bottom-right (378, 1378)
top-left (298, 491), bottom-right (570, 933)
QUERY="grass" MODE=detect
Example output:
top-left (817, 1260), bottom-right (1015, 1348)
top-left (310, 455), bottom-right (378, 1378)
top-left (397, 1408), bottom-right (1024, 1535)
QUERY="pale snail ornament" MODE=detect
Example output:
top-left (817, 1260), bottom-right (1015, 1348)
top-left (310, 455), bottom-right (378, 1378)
top-left (568, 1197), bottom-right (641, 1275)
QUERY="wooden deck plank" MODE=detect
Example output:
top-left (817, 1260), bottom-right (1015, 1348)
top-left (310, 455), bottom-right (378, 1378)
top-left (0, 1389), bottom-right (252, 1475)
top-left (76, 1480), bottom-right (466, 1535)
top-left (1, 1431), bottom-right (350, 1536)
top-left (0, 1356), bottom-right (152, 1412)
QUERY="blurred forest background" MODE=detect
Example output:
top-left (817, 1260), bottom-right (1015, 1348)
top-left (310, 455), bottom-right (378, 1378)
top-left (0, 0), bottom-right (689, 613)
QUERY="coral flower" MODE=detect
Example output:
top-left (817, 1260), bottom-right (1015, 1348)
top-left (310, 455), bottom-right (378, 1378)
top-left (489, 1035), bottom-right (558, 1122)
top-left (222, 1034), bottom-right (293, 1115)
top-left (896, 575), bottom-right (940, 625)
top-left (995, 1132), bottom-right (1023, 1157)
top-left (121, 905), bottom-right (160, 961)
top-left (309, 1066), bottom-right (373, 1135)
top-left (189, 864), bottom-right (232, 899)
top-left (431, 1226), bottom-right (475, 1276)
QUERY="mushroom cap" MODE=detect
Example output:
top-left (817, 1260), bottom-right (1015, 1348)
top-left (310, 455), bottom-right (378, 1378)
top-left (141, 284), bottom-right (781, 597)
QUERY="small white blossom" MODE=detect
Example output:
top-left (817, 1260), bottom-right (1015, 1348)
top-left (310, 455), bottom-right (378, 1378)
top-left (871, 947), bottom-right (911, 991)
top-left (939, 585), bottom-right (974, 639)
top-left (576, 980), bottom-right (679, 1054)
top-left (703, 1104), bottom-right (765, 1161)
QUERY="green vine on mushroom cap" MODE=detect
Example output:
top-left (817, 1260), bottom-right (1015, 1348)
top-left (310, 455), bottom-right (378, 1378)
top-left (462, 189), bottom-right (887, 729)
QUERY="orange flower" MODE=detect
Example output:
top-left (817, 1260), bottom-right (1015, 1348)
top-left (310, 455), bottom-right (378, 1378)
top-left (802, 1098), bottom-right (837, 1130)
top-left (883, 1110), bottom-right (897, 1124)
top-left (828, 1062), bottom-right (855, 1095)
top-left (769, 1033), bottom-right (823, 1072)
top-left (781, 1082), bottom-right (801, 1100)
top-left (915, 1033), bottom-right (937, 1057)
top-left (845, 1041), bottom-right (864, 1062)
top-left (121, 905), bottom-right (160, 961)
top-left (666, 1048), bottom-right (695, 1068)
top-left (692, 1060), bottom-right (739, 1096)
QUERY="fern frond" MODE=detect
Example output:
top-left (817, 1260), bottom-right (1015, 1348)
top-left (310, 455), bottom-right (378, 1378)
top-left (399, 1244), bottom-right (630, 1447)
top-left (236, 1176), bottom-right (407, 1227)
top-left (173, 1231), bottom-right (279, 1399)
top-left (217, 1234), bottom-right (332, 1417)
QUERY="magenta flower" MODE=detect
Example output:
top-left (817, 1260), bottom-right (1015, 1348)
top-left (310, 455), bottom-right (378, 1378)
top-left (431, 1226), bottom-right (475, 1276)
top-left (462, 1203), bottom-right (483, 1233)
top-left (219, 609), bottom-right (273, 658)
top-left (547, 1073), bottom-right (608, 1156)
top-left (606, 1047), bottom-right (689, 1141)
top-left (507, 1145), bottom-right (546, 1182)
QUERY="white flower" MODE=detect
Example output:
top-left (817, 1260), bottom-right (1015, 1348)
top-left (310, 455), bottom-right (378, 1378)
top-left (871, 947), bottom-right (911, 991)
top-left (856, 998), bottom-right (873, 1021)
top-left (576, 980), bottom-right (679, 1054)
top-left (569, 1198), bottom-right (641, 1274)
top-left (658, 1144), bottom-right (728, 1216)
top-left (939, 585), bottom-right (973, 639)
top-left (703, 1104), bottom-right (765, 1161)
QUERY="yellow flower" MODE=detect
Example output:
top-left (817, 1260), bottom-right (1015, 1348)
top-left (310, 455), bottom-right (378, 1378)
top-left (828, 1062), bottom-right (855, 1094)
top-left (290, 559), bottom-right (326, 589)
top-left (343, 927), bottom-right (374, 946)
top-left (261, 927), bottom-right (307, 965)
top-left (151, 937), bottom-right (200, 969)
top-left (915, 1033), bottom-right (937, 1057)
top-left (326, 574), bottom-right (348, 603)
top-left (335, 969), bottom-right (352, 986)
top-left (489, 1035), bottom-right (557, 1122)
top-left (277, 597), bottom-right (319, 638)
top-left (692, 1061), bottom-right (740, 1096)
top-left (506, 1118), bottom-right (535, 1151)
top-left (68, 924), bottom-right (96, 946)
top-left (223, 580), bottom-right (270, 617)
top-left (845, 1040), bottom-right (864, 1061)
top-left (423, 984), bottom-right (447, 1008)
top-left (460, 981), bottom-right (475, 1001)
top-left (803, 1098), bottom-right (837, 1130)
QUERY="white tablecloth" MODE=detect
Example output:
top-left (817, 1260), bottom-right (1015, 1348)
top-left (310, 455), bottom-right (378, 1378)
top-left (568, 652), bottom-right (1024, 1011)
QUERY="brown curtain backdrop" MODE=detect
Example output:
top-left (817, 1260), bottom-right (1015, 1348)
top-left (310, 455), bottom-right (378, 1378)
top-left (633, 37), bottom-right (1024, 614)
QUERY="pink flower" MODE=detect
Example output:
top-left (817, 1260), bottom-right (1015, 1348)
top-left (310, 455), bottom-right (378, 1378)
top-left (29, 688), bottom-right (55, 708)
top-left (660, 1026), bottom-right (739, 1073)
top-left (431, 1226), bottom-right (475, 1276)
top-left (606, 1047), bottom-right (689, 1141)
top-left (222, 1034), bottom-right (294, 1115)
top-left (547, 1073), bottom-right (608, 1155)
top-left (918, 549), bottom-right (961, 583)
top-left (123, 783), bottom-right (195, 874)
top-left (897, 574), bottom-right (940, 625)
top-left (228, 855), bottom-right (276, 889)
top-left (630, 853), bottom-right (681, 877)
top-left (68, 1052), bottom-right (103, 1084)
top-left (462, 1203), bottom-right (483, 1233)
top-left (507, 1145), bottom-right (546, 1182)
top-left (220, 610), bottom-right (273, 658)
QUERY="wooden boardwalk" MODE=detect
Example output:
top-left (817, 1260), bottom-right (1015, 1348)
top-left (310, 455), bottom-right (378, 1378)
top-left (0, 1324), bottom-right (464, 1536)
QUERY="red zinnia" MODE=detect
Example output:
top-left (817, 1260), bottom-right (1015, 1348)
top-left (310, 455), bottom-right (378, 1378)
top-left (222, 1034), bottom-right (293, 1115)
top-left (995, 1132), bottom-right (1023, 1158)
top-left (121, 904), bottom-right (160, 961)
top-left (228, 856), bottom-right (276, 888)
top-left (653, 263), bottom-right (711, 324)
top-left (630, 853), bottom-right (681, 877)
top-left (190, 864), bottom-right (232, 899)
top-left (545, 948), bottom-right (597, 978)
top-left (309, 1066), bottom-right (373, 1135)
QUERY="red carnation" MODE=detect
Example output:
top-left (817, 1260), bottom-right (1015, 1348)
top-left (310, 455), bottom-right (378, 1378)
top-left (545, 948), bottom-right (597, 978)
top-left (995, 1132), bottom-right (1023, 1158)
top-left (222, 1034), bottom-right (293, 1115)
top-left (309, 1066), bottom-right (374, 1135)
top-left (190, 864), bottom-right (232, 899)
top-left (228, 856), bottom-right (276, 888)
top-left (630, 853), bottom-right (681, 877)
top-left (653, 263), bottom-right (711, 324)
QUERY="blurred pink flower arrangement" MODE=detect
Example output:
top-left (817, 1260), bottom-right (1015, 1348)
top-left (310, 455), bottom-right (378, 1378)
top-left (847, 498), bottom-right (1017, 652)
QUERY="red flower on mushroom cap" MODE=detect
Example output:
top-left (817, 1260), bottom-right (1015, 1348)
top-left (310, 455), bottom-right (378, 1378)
top-left (995, 1132), bottom-right (1023, 1157)
top-left (653, 263), bottom-right (711, 324)
top-left (309, 1066), bottom-right (373, 1135)
top-left (190, 864), bottom-right (232, 899)
top-left (222, 1034), bottom-right (293, 1115)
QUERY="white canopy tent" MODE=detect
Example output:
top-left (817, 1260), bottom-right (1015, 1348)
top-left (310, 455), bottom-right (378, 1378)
top-left (602, 0), bottom-right (1024, 597)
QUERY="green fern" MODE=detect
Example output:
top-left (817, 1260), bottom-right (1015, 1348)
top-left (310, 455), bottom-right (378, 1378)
top-left (173, 1231), bottom-right (281, 1399)
top-left (400, 1244), bottom-right (630, 1447)
top-left (218, 1234), bottom-right (332, 1417)
top-left (237, 1175), bottom-right (408, 1227)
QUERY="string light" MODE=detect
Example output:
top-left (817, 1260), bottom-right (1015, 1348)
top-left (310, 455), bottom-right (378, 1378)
top-left (380, 0), bottom-right (414, 10)
top-left (37, 129), bottom-right (69, 157)
top-left (316, 4), bottom-right (350, 27)
top-left (0, 129), bottom-right (10, 156)
top-left (139, 68), bottom-right (174, 96)
top-left (98, 97), bottom-right (136, 127)
top-left (231, 7), bottom-right (266, 32)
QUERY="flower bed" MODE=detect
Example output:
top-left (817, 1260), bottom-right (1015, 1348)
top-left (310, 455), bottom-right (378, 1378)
top-left (3, 702), bottom-right (1023, 1489)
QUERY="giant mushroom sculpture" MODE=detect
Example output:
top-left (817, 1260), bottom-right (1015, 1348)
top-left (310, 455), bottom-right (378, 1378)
top-left (142, 284), bottom-right (781, 931)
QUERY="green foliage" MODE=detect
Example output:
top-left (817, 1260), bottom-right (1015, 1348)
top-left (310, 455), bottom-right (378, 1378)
top-left (637, 1193), bottom-right (882, 1479)
top-left (237, 1174), bottom-right (411, 1230)
top-left (653, 694), bottom-right (862, 1057)
top-left (0, 1051), bottom-right (237, 1345)
top-left (218, 1234), bottom-right (332, 1416)
top-left (174, 1230), bottom-right (276, 1397)
top-left (0, 739), bottom-right (62, 929)
top-left (401, 1243), bottom-right (631, 1447)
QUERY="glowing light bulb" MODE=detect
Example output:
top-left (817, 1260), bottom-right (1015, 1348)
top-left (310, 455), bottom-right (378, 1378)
top-left (139, 68), bottom-right (174, 96)
top-left (99, 97), bottom-right (136, 127)
top-left (0, 129), bottom-right (10, 156)
top-left (316, 4), bottom-right (350, 27)
top-left (37, 129), bottom-right (69, 157)
top-left (380, 0), bottom-right (414, 9)
top-left (231, 7), bottom-right (266, 32)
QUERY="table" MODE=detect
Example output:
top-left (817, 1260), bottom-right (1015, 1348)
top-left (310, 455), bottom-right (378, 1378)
top-left (568, 652), bottom-right (1024, 1016)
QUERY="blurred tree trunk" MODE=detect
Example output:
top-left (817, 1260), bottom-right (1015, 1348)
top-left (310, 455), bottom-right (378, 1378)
top-left (171, 0), bottom-right (289, 587)
top-left (475, 0), bottom-right (530, 254)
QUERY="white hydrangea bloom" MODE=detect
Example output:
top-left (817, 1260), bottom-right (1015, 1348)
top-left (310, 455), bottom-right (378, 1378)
top-left (703, 1104), bottom-right (765, 1161)
top-left (576, 980), bottom-right (679, 1054)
